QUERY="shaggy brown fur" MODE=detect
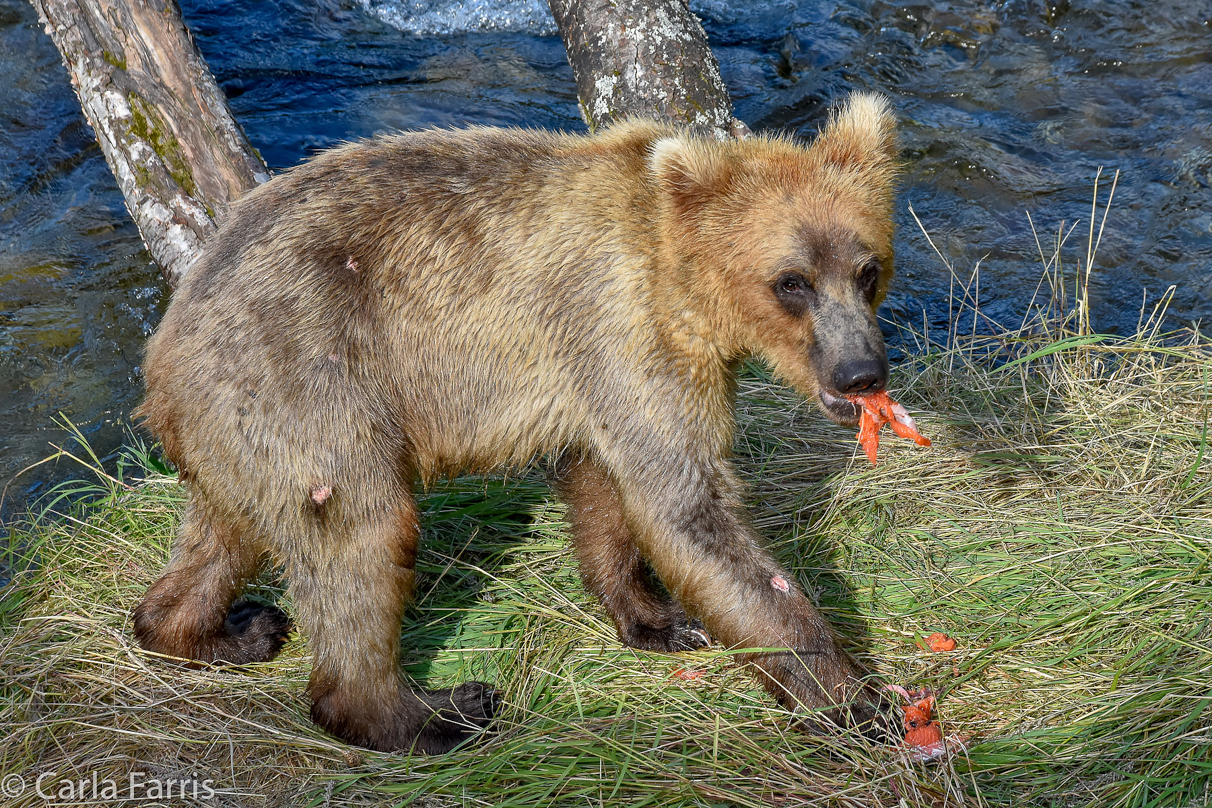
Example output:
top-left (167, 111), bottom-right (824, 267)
top-left (135, 94), bottom-right (900, 753)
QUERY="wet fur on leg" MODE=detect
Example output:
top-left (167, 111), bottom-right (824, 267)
top-left (290, 496), bottom-right (501, 752)
top-left (133, 499), bottom-right (288, 665)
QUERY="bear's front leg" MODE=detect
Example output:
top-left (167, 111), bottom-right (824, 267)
top-left (605, 450), bottom-right (888, 736)
top-left (555, 452), bottom-right (711, 652)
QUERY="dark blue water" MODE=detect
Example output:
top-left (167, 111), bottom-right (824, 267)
top-left (2, 0), bottom-right (1211, 514)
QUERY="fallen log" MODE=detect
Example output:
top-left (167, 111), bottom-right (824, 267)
top-left (30, 0), bottom-right (270, 288)
top-left (33, 0), bottom-right (741, 288)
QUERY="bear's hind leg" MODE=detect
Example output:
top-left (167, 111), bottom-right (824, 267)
top-left (556, 453), bottom-right (711, 653)
top-left (297, 498), bottom-right (497, 753)
top-left (134, 496), bottom-right (290, 664)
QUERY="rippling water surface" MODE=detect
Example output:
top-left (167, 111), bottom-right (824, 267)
top-left (1, 0), bottom-right (1210, 512)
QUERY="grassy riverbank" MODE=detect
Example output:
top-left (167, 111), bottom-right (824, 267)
top-left (2, 319), bottom-right (1210, 806)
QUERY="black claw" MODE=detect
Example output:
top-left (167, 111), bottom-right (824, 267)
top-left (483, 687), bottom-right (504, 715)
top-left (223, 600), bottom-right (259, 634)
top-left (220, 600), bottom-right (291, 663)
top-left (621, 613), bottom-right (714, 652)
top-left (412, 681), bottom-right (499, 753)
top-left (684, 618), bottom-right (713, 649)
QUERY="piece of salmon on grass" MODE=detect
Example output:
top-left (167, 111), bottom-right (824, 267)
top-left (847, 391), bottom-right (931, 465)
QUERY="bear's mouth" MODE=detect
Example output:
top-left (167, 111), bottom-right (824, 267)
top-left (818, 388), bottom-right (861, 426)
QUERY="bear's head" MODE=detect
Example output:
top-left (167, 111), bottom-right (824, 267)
top-left (651, 94), bottom-right (899, 426)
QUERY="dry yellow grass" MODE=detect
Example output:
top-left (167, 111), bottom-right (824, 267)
top-left (2, 318), bottom-right (1209, 806)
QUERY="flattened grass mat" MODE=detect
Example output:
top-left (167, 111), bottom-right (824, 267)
top-left (3, 324), bottom-right (1210, 807)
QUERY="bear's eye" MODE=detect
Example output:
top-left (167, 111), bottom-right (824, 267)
top-left (859, 258), bottom-right (881, 301)
top-left (772, 271), bottom-right (815, 317)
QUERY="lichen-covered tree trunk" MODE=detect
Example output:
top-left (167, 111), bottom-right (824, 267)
top-left (35, 0), bottom-right (738, 288)
top-left (31, 0), bottom-right (270, 288)
top-left (548, 0), bottom-right (740, 138)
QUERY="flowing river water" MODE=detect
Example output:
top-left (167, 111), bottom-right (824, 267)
top-left (1, 0), bottom-right (1210, 514)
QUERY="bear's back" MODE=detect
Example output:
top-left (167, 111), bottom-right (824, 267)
top-left (138, 124), bottom-right (674, 485)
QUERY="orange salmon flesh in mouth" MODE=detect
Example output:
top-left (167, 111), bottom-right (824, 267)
top-left (847, 391), bottom-right (931, 465)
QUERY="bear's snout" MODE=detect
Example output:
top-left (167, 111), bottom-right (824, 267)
top-left (831, 358), bottom-right (887, 396)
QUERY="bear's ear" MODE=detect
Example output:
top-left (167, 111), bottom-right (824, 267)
top-left (812, 93), bottom-right (898, 174)
top-left (649, 135), bottom-right (730, 216)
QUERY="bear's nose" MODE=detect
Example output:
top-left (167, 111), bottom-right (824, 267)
top-left (833, 359), bottom-right (887, 395)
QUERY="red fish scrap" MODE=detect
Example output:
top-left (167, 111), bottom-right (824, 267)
top-left (847, 391), bottom-right (931, 465)
top-left (885, 685), bottom-right (967, 762)
top-left (671, 668), bottom-right (705, 681)
top-left (922, 632), bottom-right (957, 653)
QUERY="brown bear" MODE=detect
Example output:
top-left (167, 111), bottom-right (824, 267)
top-left (134, 93), bottom-right (899, 753)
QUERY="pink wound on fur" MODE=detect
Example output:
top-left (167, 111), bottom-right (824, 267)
top-left (310, 485), bottom-right (332, 505)
top-left (346, 256), bottom-right (359, 272)
top-left (770, 574), bottom-right (790, 593)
